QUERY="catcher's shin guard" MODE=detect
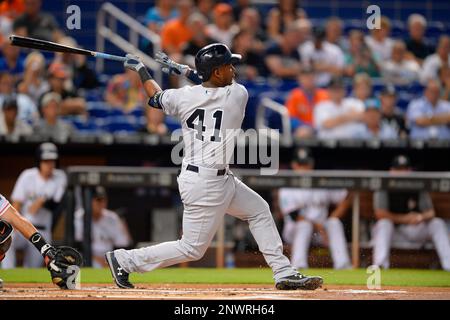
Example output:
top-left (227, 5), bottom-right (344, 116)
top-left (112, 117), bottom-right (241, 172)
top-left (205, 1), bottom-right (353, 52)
top-left (0, 220), bottom-right (13, 262)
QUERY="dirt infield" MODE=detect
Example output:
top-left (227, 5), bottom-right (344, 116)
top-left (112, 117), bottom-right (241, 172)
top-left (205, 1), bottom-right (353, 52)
top-left (1, 283), bottom-right (449, 300)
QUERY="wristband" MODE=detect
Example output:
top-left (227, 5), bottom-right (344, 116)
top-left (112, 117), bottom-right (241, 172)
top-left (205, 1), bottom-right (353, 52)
top-left (138, 67), bottom-right (152, 83)
top-left (29, 232), bottom-right (51, 256)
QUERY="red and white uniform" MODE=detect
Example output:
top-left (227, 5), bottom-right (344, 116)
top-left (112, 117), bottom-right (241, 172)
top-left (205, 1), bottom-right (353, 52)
top-left (0, 194), bottom-right (11, 217)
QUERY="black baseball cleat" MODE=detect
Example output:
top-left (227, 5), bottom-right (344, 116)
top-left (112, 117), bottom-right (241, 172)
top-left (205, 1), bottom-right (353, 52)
top-left (105, 251), bottom-right (134, 289)
top-left (275, 273), bottom-right (323, 290)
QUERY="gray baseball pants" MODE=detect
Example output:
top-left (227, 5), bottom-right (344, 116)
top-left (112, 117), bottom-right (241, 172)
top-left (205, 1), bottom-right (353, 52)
top-left (115, 166), bottom-right (297, 281)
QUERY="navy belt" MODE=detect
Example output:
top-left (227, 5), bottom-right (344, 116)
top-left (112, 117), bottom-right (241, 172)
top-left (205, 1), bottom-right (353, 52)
top-left (186, 164), bottom-right (226, 176)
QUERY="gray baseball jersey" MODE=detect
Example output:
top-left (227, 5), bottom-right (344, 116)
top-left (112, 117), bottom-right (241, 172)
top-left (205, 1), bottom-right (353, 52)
top-left (159, 81), bottom-right (247, 168)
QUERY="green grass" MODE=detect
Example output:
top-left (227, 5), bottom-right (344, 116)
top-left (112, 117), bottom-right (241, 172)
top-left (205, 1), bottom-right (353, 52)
top-left (1, 268), bottom-right (450, 287)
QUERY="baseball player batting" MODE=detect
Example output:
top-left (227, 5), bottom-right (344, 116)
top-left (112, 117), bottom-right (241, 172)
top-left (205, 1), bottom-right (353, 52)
top-left (105, 43), bottom-right (323, 290)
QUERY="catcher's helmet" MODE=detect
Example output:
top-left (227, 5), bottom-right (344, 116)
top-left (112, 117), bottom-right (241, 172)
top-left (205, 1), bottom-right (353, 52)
top-left (36, 142), bottom-right (59, 166)
top-left (195, 43), bottom-right (241, 81)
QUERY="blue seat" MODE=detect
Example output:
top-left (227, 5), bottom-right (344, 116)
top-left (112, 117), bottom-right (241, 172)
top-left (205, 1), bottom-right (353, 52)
top-left (391, 20), bottom-right (406, 38)
top-left (103, 116), bottom-right (137, 133)
top-left (84, 89), bottom-right (105, 102)
top-left (343, 19), bottom-right (366, 34)
top-left (426, 21), bottom-right (446, 38)
top-left (165, 116), bottom-right (181, 132)
top-left (129, 107), bottom-right (145, 118)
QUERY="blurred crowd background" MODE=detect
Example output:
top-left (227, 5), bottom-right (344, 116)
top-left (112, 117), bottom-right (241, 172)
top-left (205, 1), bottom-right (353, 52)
top-left (0, 0), bottom-right (449, 141)
top-left (1, 0), bottom-right (450, 271)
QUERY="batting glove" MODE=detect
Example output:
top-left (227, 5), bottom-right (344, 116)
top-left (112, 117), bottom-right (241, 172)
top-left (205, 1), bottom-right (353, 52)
top-left (124, 54), bottom-right (152, 83)
top-left (124, 54), bottom-right (146, 72)
top-left (155, 51), bottom-right (189, 76)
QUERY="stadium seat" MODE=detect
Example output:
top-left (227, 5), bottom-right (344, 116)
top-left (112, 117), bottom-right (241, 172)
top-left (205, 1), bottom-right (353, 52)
top-left (102, 116), bottom-right (137, 133)
top-left (165, 115), bottom-right (181, 132)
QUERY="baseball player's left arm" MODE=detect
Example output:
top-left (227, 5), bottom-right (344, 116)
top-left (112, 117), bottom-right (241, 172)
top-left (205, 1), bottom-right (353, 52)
top-left (155, 51), bottom-right (203, 85)
top-left (416, 192), bottom-right (435, 222)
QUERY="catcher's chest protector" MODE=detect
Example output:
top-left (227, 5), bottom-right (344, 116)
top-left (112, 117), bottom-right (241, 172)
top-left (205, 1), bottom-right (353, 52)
top-left (0, 220), bottom-right (13, 261)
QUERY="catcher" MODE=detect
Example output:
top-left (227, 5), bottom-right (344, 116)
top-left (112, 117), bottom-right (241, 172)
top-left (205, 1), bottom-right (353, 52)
top-left (0, 193), bottom-right (82, 289)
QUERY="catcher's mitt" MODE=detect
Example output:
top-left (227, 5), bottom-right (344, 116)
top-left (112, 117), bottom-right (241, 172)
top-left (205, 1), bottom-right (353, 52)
top-left (48, 246), bottom-right (83, 289)
top-left (0, 220), bottom-right (13, 262)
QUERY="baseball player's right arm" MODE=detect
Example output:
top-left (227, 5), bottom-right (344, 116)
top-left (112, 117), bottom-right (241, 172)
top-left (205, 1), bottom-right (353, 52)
top-left (124, 55), bottom-right (178, 116)
top-left (124, 54), bottom-right (162, 98)
top-left (373, 191), bottom-right (422, 224)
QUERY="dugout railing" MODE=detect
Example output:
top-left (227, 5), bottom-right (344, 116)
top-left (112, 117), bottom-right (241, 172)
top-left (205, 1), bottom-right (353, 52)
top-left (66, 166), bottom-right (450, 267)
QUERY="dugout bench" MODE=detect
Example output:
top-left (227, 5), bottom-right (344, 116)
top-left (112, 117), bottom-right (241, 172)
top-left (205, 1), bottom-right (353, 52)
top-left (66, 167), bottom-right (450, 268)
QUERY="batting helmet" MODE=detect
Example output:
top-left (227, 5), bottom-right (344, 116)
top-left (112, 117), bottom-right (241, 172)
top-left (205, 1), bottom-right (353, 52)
top-left (36, 142), bottom-right (59, 166)
top-left (195, 43), bottom-right (241, 81)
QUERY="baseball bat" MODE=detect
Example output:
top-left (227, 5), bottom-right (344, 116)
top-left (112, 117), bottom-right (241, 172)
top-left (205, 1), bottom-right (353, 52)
top-left (9, 35), bottom-right (127, 62)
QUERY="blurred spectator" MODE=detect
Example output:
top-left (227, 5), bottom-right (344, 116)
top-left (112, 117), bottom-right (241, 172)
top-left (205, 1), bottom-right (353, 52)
top-left (264, 22), bottom-right (303, 79)
top-left (54, 37), bottom-right (100, 90)
top-left (105, 69), bottom-right (146, 112)
top-left (344, 30), bottom-right (379, 78)
top-left (34, 92), bottom-right (74, 139)
top-left (405, 14), bottom-right (434, 63)
top-left (161, 0), bottom-right (194, 57)
top-left (145, 0), bottom-right (177, 34)
top-left (406, 80), bottom-right (450, 140)
top-left (381, 40), bottom-right (420, 85)
top-left (278, 148), bottom-right (352, 269)
top-left (266, 0), bottom-right (305, 42)
top-left (232, 0), bottom-right (250, 22)
top-left (285, 68), bottom-right (329, 137)
top-left (231, 31), bottom-right (266, 80)
top-left (349, 72), bottom-right (375, 104)
top-left (138, 104), bottom-right (168, 136)
top-left (0, 40), bottom-right (25, 80)
top-left (379, 86), bottom-right (408, 138)
top-left (325, 17), bottom-right (347, 50)
top-left (314, 77), bottom-right (366, 139)
top-left (17, 51), bottom-right (49, 104)
top-left (196, 0), bottom-right (215, 22)
top-left (0, 96), bottom-right (32, 137)
top-left (365, 16), bottom-right (394, 64)
top-left (75, 186), bottom-right (132, 268)
top-left (421, 35), bottom-right (450, 84)
top-left (360, 99), bottom-right (398, 140)
top-left (205, 3), bottom-right (239, 48)
top-left (182, 13), bottom-right (213, 67)
top-left (300, 27), bottom-right (345, 87)
top-left (238, 7), bottom-right (267, 48)
top-left (0, 1), bottom-right (24, 44)
top-left (42, 62), bottom-right (86, 116)
top-left (0, 0), bottom-right (25, 18)
top-left (372, 155), bottom-right (450, 271)
top-left (438, 65), bottom-right (450, 101)
top-left (0, 71), bottom-right (37, 122)
top-left (12, 0), bottom-right (62, 42)
top-left (296, 18), bottom-right (312, 47)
